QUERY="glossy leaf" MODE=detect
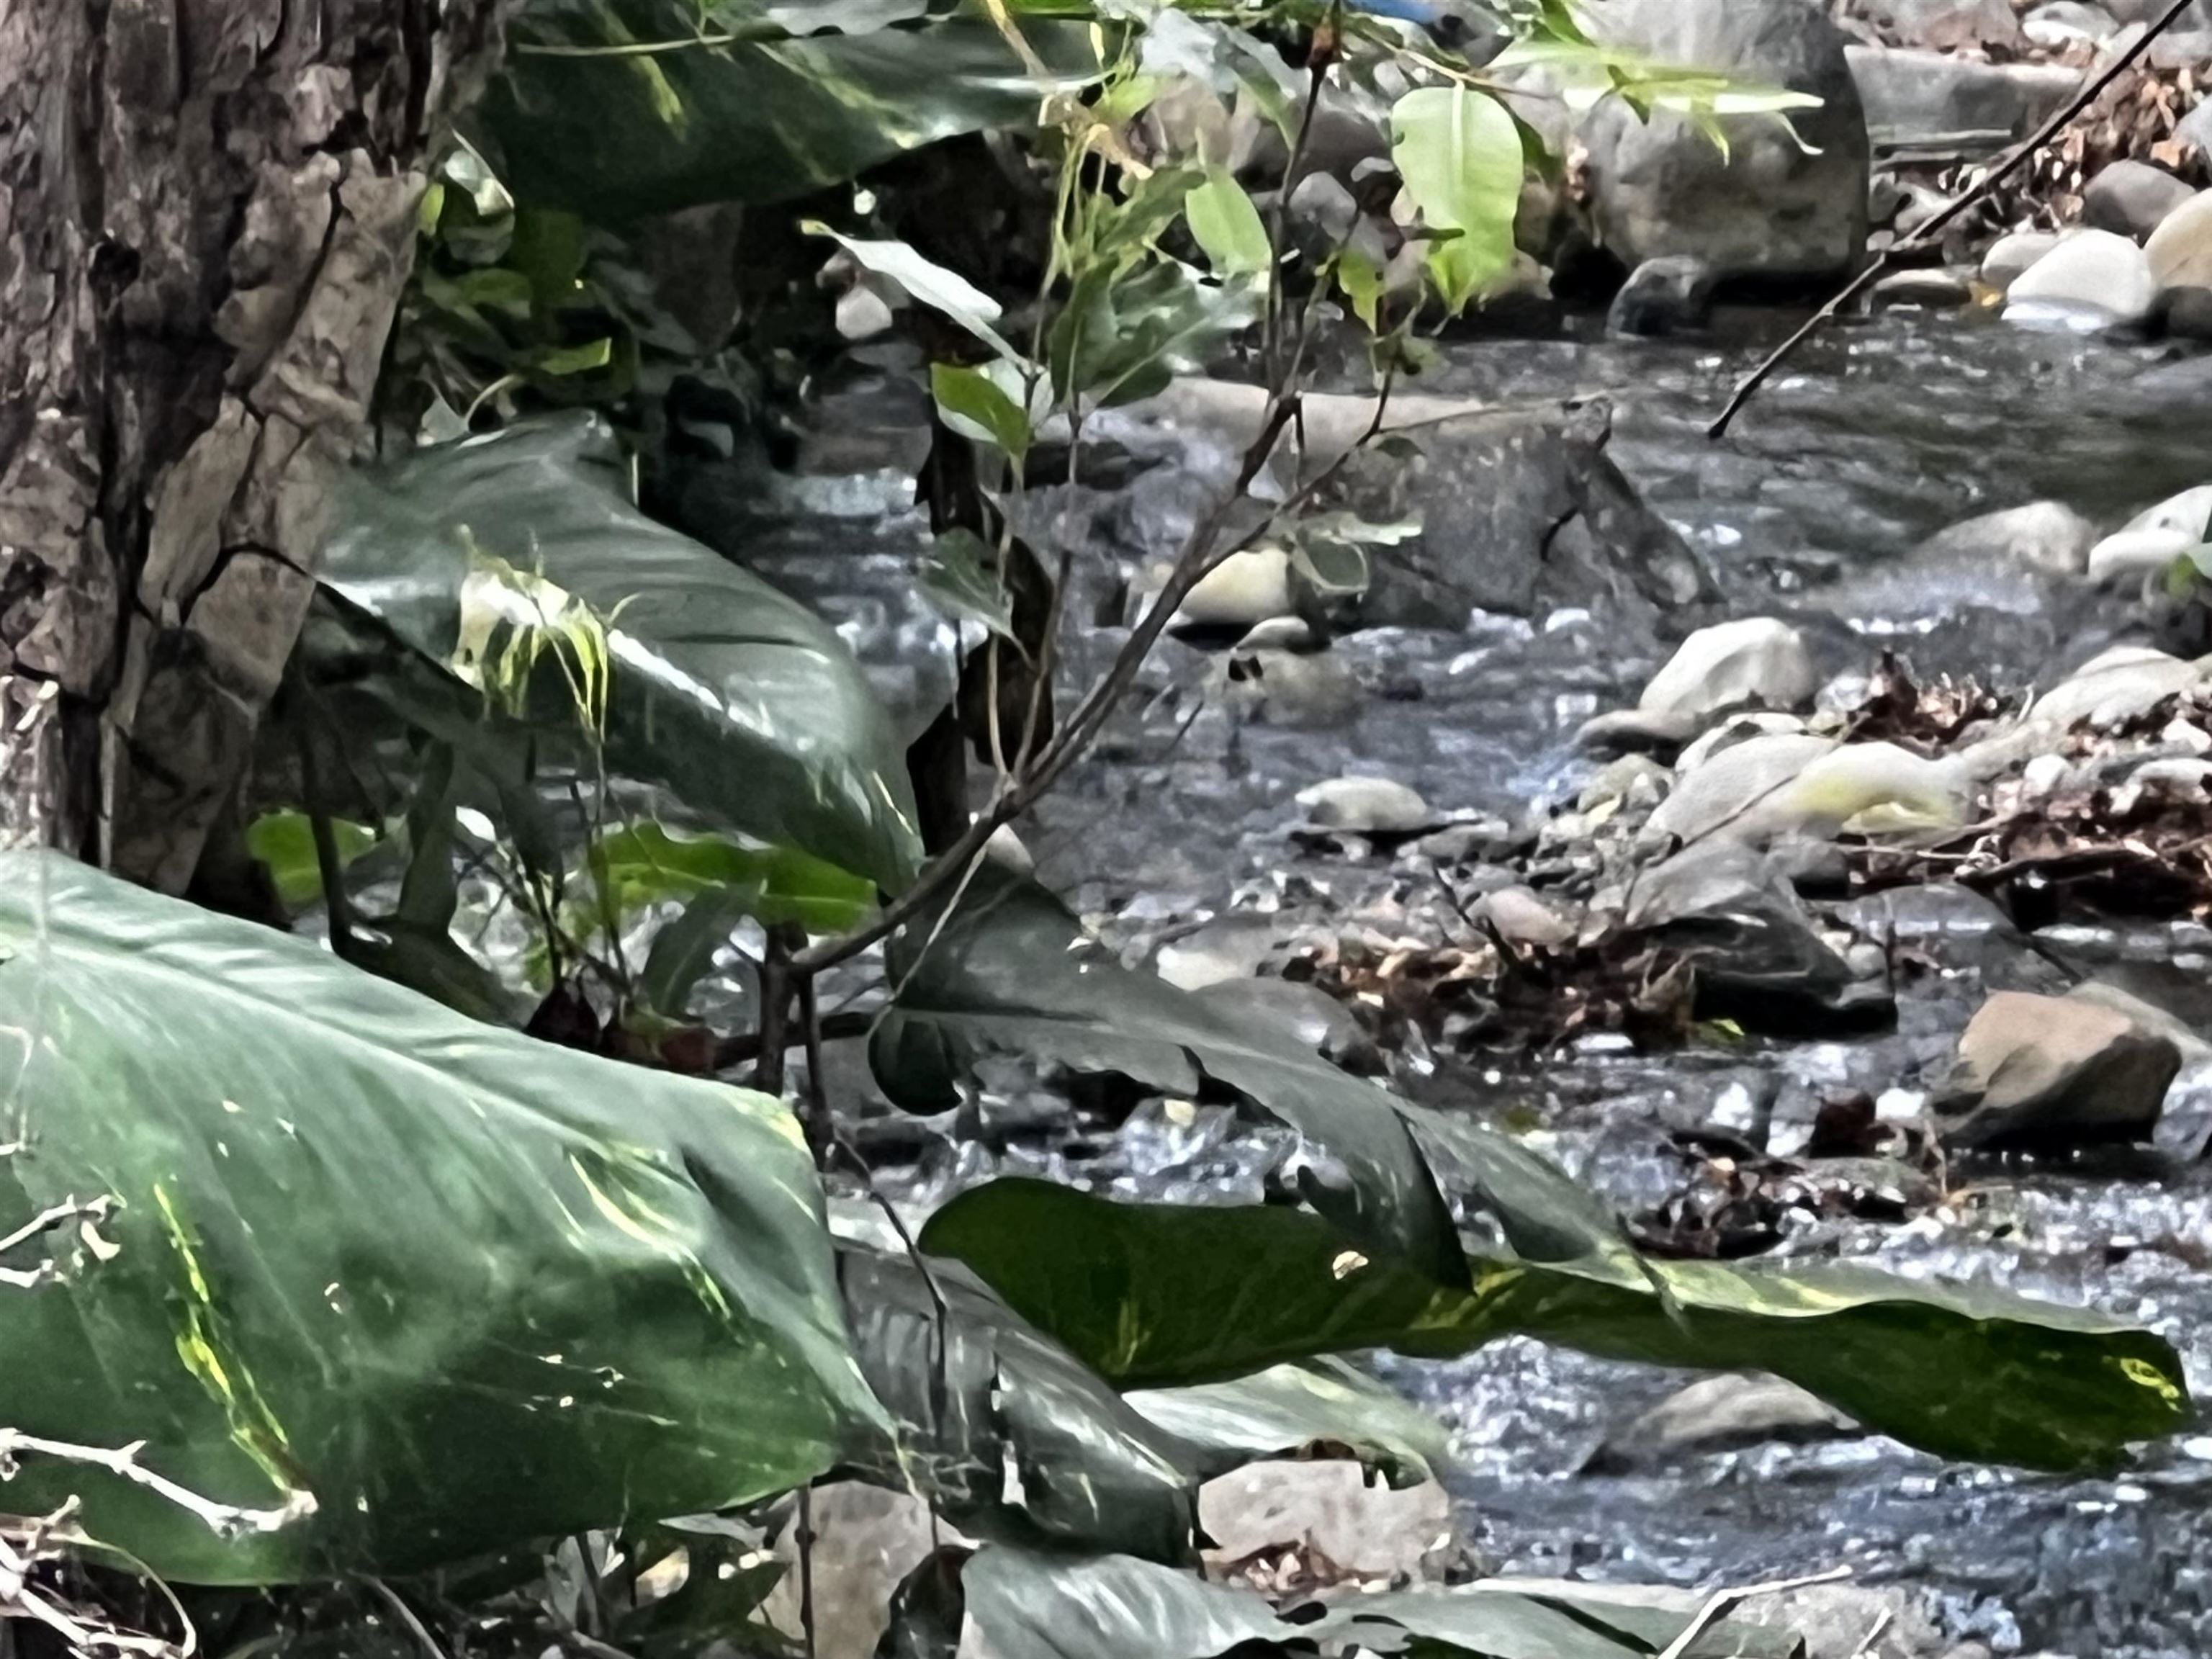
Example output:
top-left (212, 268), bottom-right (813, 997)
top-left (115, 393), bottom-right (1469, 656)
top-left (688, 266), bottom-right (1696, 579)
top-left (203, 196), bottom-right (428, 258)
top-left (871, 871), bottom-right (1463, 1282)
top-left (921, 1179), bottom-right (2193, 1472)
top-left (1125, 1357), bottom-right (1449, 1486)
top-left (0, 850), bottom-right (881, 1583)
top-left (1184, 168), bottom-right (1272, 277)
top-left (919, 529), bottom-right (1017, 642)
top-left (809, 226), bottom-right (1020, 361)
top-left (930, 361), bottom-right (1033, 463)
top-left (244, 812), bottom-right (379, 909)
top-left (1388, 86), bottom-right (1523, 313)
top-left (585, 822), bottom-right (876, 935)
top-left (315, 414), bottom-right (922, 892)
top-left (482, 0), bottom-right (1102, 220)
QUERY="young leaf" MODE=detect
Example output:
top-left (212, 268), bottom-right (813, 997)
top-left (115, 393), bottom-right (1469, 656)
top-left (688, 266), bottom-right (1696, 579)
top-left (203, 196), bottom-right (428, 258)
top-left (1388, 86), bottom-right (1523, 315)
top-left (921, 528), bottom-right (1019, 643)
top-left (1183, 167), bottom-right (1272, 278)
top-left (931, 361), bottom-right (1033, 464)
top-left (806, 223), bottom-right (1020, 359)
top-left (1333, 245), bottom-right (1386, 331)
top-left (246, 812), bottom-right (379, 909)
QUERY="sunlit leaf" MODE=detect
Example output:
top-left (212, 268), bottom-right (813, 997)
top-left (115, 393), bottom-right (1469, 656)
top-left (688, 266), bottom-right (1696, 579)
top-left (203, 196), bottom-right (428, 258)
top-left (930, 361), bottom-right (1034, 463)
top-left (245, 813), bottom-right (379, 910)
top-left (1388, 86), bottom-right (1523, 314)
top-left (920, 528), bottom-right (1019, 642)
top-left (1183, 168), bottom-right (1272, 278)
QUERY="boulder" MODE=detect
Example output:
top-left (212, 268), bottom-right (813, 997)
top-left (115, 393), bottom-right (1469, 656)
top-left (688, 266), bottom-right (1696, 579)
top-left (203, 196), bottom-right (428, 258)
top-left (1218, 647), bottom-right (1364, 728)
top-left (1608, 255), bottom-right (1718, 337)
top-left (1578, 752), bottom-right (1673, 814)
top-left (2146, 189), bottom-right (2212, 290)
top-left (1848, 48), bottom-right (2080, 147)
top-left (1651, 734), bottom-right (1963, 845)
top-left (2023, 1), bottom-right (2122, 45)
top-left (1296, 775), bottom-right (1433, 834)
top-left (2004, 229), bottom-right (2160, 330)
top-left (1638, 617), bottom-right (1818, 721)
top-left (1579, 0), bottom-right (1871, 284)
top-left (1199, 1461), bottom-right (1455, 1582)
top-left (2087, 484), bottom-right (2212, 581)
top-left (1870, 268), bottom-right (1973, 307)
top-left (1676, 711), bottom-right (1814, 774)
top-left (2025, 644), bottom-right (2204, 730)
top-left (1474, 885), bottom-right (1580, 948)
top-left (1851, 0), bottom-right (2026, 50)
top-left (1936, 990), bottom-right (2182, 1148)
top-left (1588, 1372), bottom-right (1856, 1471)
top-left (2164, 284), bottom-right (2212, 341)
top-left (1650, 733), bottom-right (1838, 845)
top-left (1911, 500), bottom-right (2099, 576)
top-left (1736, 1585), bottom-right (1950, 1659)
top-left (1574, 706), bottom-right (1701, 758)
top-left (2084, 161), bottom-right (2198, 240)
top-left (1156, 915), bottom-right (1280, 992)
top-left (1979, 230), bottom-right (2062, 294)
top-left (1174, 547), bottom-right (1295, 630)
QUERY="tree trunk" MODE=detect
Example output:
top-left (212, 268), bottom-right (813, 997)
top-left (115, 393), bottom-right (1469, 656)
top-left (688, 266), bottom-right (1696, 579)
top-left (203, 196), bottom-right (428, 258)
top-left (0, 0), bottom-right (509, 886)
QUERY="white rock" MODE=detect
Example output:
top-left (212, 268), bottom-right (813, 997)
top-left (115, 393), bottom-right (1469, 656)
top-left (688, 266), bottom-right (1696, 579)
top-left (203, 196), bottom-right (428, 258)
top-left (2147, 189), bottom-right (2212, 290)
top-left (2004, 228), bottom-right (2159, 329)
top-left (834, 285), bottom-right (896, 341)
top-left (1980, 229), bottom-right (2062, 293)
top-left (1234, 615), bottom-right (1321, 652)
top-left (1156, 914), bottom-right (1278, 992)
top-left (2087, 483), bottom-right (2212, 580)
top-left (1763, 740), bottom-right (1966, 837)
top-left (2028, 645), bottom-right (2203, 730)
top-left (764, 1484), bottom-right (940, 1659)
top-left (1912, 499), bottom-right (2098, 575)
top-left (1648, 733), bottom-right (1838, 844)
top-left (1592, 1372), bottom-right (1855, 1469)
top-left (1175, 547), bottom-right (1295, 629)
top-left (1475, 886), bottom-right (1580, 948)
top-left (1637, 617), bottom-right (1817, 721)
top-left (1676, 712), bottom-right (1814, 775)
top-left (1296, 775), bottom-right (1433, 834)
top-left (1199, 1461), bottom-right (1455, 1581)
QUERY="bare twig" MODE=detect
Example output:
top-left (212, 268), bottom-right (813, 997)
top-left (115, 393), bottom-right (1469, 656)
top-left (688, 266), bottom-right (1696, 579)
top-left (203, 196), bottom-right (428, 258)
top-left (0, 1199), bottom-right (107, 1263)
top-left (1709, 0), bottom-right (2204, 439)
top-left (751, 924), bottom-right (804, 1097)
top-left (0, 1432), bottom-right (313, 1541)
top-left (362, 1579), bottom-right (448, 1659)
top-left (1656, 1565), bottom-right (1853, 1659)
top-left (715, 1009), bottom-right (876, 1071)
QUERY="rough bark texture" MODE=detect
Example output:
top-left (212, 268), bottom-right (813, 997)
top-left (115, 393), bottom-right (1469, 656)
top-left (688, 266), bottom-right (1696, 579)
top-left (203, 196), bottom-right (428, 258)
top-left (0, 0), bottom-right (509, 884)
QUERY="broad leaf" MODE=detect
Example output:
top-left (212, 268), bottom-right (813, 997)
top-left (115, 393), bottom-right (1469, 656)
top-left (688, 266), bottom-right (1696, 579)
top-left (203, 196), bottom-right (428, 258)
top-left (244, 812), bottom-right (379, 909)
top-left (0, 851), bottom-right (881, 1583)
top-left (584, 822), bottom-right (876, 936)
top-left (930, 361), bottom-right (1034, 464)
top-left (921, 1179), bottom-right (2193, 1472)
top-left (809, 227), bottom-right (1020, 361)
top-left (1184, 168), bottom-right (1272, 277)
top-left (871, 871), bottom-right (1463, 1282)
top-left (1388, 86), bottom-right (1523, 313)
top-left (1125, 1358), bottom-right (1449, 1486)
top-left (920, 528), bottom-right (1018, 642)
top-left (315, 414), bottom-right (922, 892)
top-left (483, 0), bottom-right (1101, 220)
top-left (837, 1244), bottom-right (1197, 1561)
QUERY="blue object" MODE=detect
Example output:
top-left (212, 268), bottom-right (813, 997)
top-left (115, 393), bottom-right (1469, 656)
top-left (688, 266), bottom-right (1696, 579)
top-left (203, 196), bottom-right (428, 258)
top-left (1346, 0), bottom-right (1442, 19)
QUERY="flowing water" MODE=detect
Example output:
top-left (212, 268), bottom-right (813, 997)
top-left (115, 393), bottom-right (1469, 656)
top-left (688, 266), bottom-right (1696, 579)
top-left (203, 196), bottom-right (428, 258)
top-left (672, 309), bottom-right (2212, 1656)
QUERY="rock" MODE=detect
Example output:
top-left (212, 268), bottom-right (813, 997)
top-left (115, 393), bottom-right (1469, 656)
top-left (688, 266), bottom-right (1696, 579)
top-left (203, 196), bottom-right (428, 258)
top-left (1235, 615), bottom-right (1322, 652)
top-left (1287, 171), bottom-right (1362, 246)
top-left (1198, 1461), bottom-right (1456, 1582)
top-left (2162, 284), bottom-right (2212, 341)
top-left (1736, 1584), bottom-right (1948, 1659)
top-left (2146, 189), bottom-right (2212, 289)
top-left (2088, 485), bottom-right (2212, 580)
top-left (1296, 775), bottom-right (1433, 834)
top-left (1220, 647), bottom-right (1363, 727)
top-left (1578, 753), bottom-right (1673, 813)
top-left (1174, 547), bottom-right (1295, 630)
top-left (1849, 48), bottom-right (2080, 147)
top-left (1853, 0), bottom-right (2026, 50)
top-left (1870, 267), bottom-right (1973, 307)
top-left (1936, 989), bottom-right (2182, 1148)
top-left (1475, 886), bottom-right (1579, 948)
top-left (1579, 0), bottom-right (1871, 284)
top-left (1650, 734), bottom-right (1961, 845)
top-left (1650, 733), bottom-right (1838, 845)
top-left (1980, 230), bottom-right (2062, 294)
top-left (1194, 977), bottom-right (1382, 1072)
top-left (1156, 914), bottom-right (1279, 992)
top-left (1639, 617), bottom-right (1818, 721)
top-left (2084, 160), bottom-right (2197, 240)
top-left (763, 1483), bottom-right (940, 1659)
top-left (2024, 1), bottom-right (2121, 45)
top-left (2026, 644), bottom-right (2204, 729)
top-left (1912, 500), bottom-right (2099, 576)
top-left (2180, 97), bottom-right (2212, 159)
top-left (2069, 980), bottom-right (2212, 1065)
top-left (1676, 711), bottom-right (1813, 774)
top-left (2004, 228), bottom-right (2160, 331)
top-left (1608, 255), bottom-right (1717, 337)
top-left (1588, 1372), bottom-right (1856, 1471)
top-left (1574, 706), bottom-right (1701, 758)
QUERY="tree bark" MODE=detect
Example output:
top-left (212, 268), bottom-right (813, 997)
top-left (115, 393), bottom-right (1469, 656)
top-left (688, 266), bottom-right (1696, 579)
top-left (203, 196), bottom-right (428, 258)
top-left (0, 0), bottom-right (509, 885)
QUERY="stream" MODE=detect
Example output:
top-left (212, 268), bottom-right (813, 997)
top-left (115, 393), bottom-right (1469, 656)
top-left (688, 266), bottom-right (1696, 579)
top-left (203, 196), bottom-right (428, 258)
top-left (673, 309), bottom-right (2212, 1658)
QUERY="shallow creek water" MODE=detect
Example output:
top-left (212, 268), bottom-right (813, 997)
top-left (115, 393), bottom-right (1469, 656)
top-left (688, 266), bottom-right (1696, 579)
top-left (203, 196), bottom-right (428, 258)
top-left (677, 310), bottom-right (2212, 1655)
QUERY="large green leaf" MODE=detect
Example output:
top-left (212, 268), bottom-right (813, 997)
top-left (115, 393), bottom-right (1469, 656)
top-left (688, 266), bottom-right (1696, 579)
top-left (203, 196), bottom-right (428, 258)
top-left (0, 850), bottom-right (883, 1583)
top-left (946, 1546), bottom-right (1799, 1659)
top-left (482, 0), bottom-right (1101, 220)
top-left (837, 1243), bottom-right (1197, 1561)
top-left (1388, 86), bottom-right (1524, 313)
top-left (315, 414), bottom-right (922, 892)
top-left (869, 872), bottom-right (1463, 1282)
top-left (920, 1179), bottom-right (2193, 1472)
top-left (1125, 1357), bottom-right (1450, 1486)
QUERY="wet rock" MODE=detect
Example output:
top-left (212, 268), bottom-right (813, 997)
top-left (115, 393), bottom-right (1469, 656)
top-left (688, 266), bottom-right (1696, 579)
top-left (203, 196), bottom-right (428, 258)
top-left (1639, 617), bottom-right (1817, 722)
top-left (1608, 255), bottom-right (1717, 337)
top-left (1296, 775), bottom-right (1433, 834)
top-left (1737, 1584), bottom-right (1948, 1659)
top-left (2024, 1), bottom-right (2121, 45)
top-left (1650, 733), bottom-right (1839, 845)
top-left (1193, 976), bottom-right (1382, 1073)
top-left (2084, 160), bottom-right (2197, 240)
top-left (1676, 712), bottom-right (1814, 775)
top-left (1156, 914), bottom-right (1280, 992)
top-left (1220, 647), bottom-right (1363, 727)
top-left (1853, 0), bottom-right (2027, 50)
top-left (1412, 822), bottom-right (1520, 866)
top-left (2162, 284), bottom-right (2212, 342)
top-left (1980, 230), bottom-right (2062, 294)
top-left (1578, 753), bottom-right (1673, 814)
top-left (1581, 0), bottom-right (1870, 284)
top-left (1575, 706), bottom-right (1701, 759)
top-left (1174, 546), bottom-right (1295, 630)
top-left (2087, 484), bottom-right (2212, 583)
top-left (1935, 989), bottom-right (2182, 1149)
top-left (1870, 268), bottom-right (1974, 307)
top-left (2068, 979), bottom-right (2212, 1065)
top-left (1234, 615), bottom-right (1322, 652)
top-left (2023, 644), bottom-right (2203, 729)
top-left (1587, 1372), bottom-right (1856, 1471)
top-left (1849, 48), bottom-right (2080, 146)
top-left (1911, 499), bottom-right (2098, 576)
top-left (1475, 885), bottom-right (1579, 948)
top-left (1199, 1461), bottom-right (1456, 1583)
top-left (2147, 189), bottom-right (2212, 291)
top-left (2005, 229), bottom-right (2159, 331)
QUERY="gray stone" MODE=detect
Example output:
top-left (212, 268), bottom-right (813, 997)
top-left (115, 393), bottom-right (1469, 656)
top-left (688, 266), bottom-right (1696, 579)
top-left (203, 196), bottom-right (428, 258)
top-left (1608, 255), bottom-right (1717, 337)
top-left (2024, 0), bottom-right (2121, 45)
top-left (1580, 0), bottom-right (1870, 284)
top-left (2084, 160), bottom-right (2198, 240)
top-left (1912, 499), bottom-right (2099, 576)
top-left (1156, 914), bottom-right (1280, 992)
top-left (2164, 284), bottom-right (2212, 341)
top-left (1936, 990), bottom-right (2182, 1148)
top-left (1296, 775), bottom-right (1433, 834)
top-left (1640, 617), bottom-right (1817, 721)
top-left (1589, 1372), bottom-right (1856, 1471)
top-left (1575, 706), bottom-right (1701, 757)
top-left (2069, 980), bottom-right (2212, 1065)
top-left (1656, 736), bottom-right (1965, 845)
top-left (1578, 753), bottom-right (1673, 813)
top-left (2005, 229), bottom-right (2160, 330)
top-left (1737, 1584), bottom-right (1948, 1659)
top-left (1870, 267), bottom-right (1973, 307)
top-left (1475, 885), bottom-right (1579, 948)
top-left (2180, 97), bottom-right (2212, 159)
top-left (1851, 0), bottom-right (2026, 50)
top-left (1980, 230), bottom-right (2062, 294)
top-left (1848, 47), bottom-right (2081, 146)
top-left (1676, 711), bottom-right (1813, 774)
top-left (2146, 189), bottom-right (2212, 289)
top-left (2088, 485), bottom-right (2212, 581)
top-left (2025, 644), bottom-right (2204, 730)
top-left (1174, 547), bottom-right (1294, 629)
top-left (1219, 647), bottom-right (1363, 727)
top-left (1199, 1461), bottom-right (1456, 1582)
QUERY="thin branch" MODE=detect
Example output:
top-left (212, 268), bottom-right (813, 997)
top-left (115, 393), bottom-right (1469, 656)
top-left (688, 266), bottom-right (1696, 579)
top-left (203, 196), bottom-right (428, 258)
top-left (0, 1199), bottom-right (107, 1262)
top-left (361, 1579), bottom-right (448, 1659)
top-left (715, 1009), bottom-right (876, 1071)
top-left (1656, 1565), bottom-right (1853, 1659)
top-left (1709, 0), bottom-right (2203, 438)
top-left (0, 1432), bottom-right (314, 1541)
top-left (796, 1486), bottom-right (818, 1659)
